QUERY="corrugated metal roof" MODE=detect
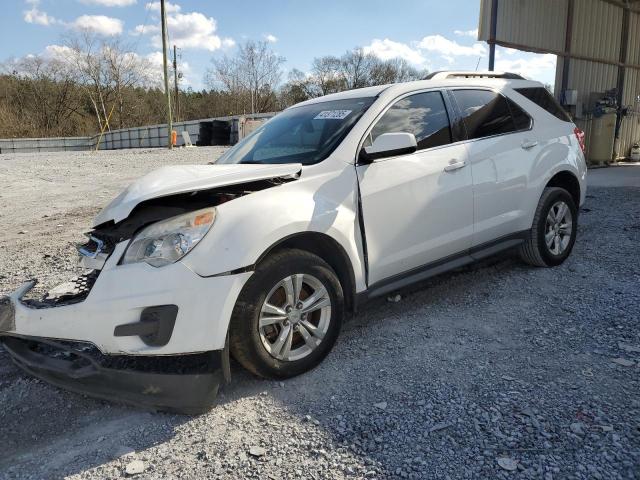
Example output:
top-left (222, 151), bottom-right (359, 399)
top-left (479, 0), bottom-right (568, 53)
top-left (478, 0), bottom-right (491, 41)
top-left (478, 0), bottom-right (640, 159)
top-left (571, 0), bottom-right (623, 62)
top-left (623, 68), bottom-right (640, 105)
top-left (627, 12), bottom-right (640, 65)
top-left (480, 0), bottom-right (640, 68)
top-left (568, 59), bottom-right (618, 105)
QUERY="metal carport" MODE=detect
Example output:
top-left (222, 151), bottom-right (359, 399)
top-left (478, 0), bottom-right (640, 164)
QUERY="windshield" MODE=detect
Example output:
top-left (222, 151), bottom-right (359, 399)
top-left (216, 97), bottom-right (375, 165)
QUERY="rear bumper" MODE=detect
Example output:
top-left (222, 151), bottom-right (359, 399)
top-left (1, 335), bottom-right (227, 414)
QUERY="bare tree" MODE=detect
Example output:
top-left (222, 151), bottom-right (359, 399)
top-left (369, 58), bottom-right (424, 86)
top-left (207, 40), bottom-right (285, 114)
top-left (1, 54), bottom-right (84, 136)
top-left (279, 69), bottom-right (317, 107)
top-left (277, 48), bottom-right (429, 109)
top-left (311, 56), bottom-right (345, 95)
top-left (63, 31), bottom-right (112, 131)
top-left (339, 48), bottom-right (376, 89)
top-left (103, 41), bottom-right (157, 128)
top-left (205, 52), bottom-right (247, 114)
top-left (0, 101), bottom-right (21, 137)
top-left (242, 41), bottom-right (285, 113)
top-left (0, 41), bottom-right (431, 139)
top-left (64, 31), bottom-right (156, 131)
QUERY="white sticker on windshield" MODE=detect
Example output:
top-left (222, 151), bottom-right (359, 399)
top-left (314, 110), bottom-right (352, 120)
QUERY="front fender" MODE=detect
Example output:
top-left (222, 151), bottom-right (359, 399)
top-left (181, 166), bottom-right (367, 291)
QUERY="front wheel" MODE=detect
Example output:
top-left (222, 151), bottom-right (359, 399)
top-left (519, 187), bottom-right (578, 267)
top-left (229, 249), bottom-right (344, 379)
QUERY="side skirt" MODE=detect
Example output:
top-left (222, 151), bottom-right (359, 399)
top-left (356, 230), bottom-right (529, 305)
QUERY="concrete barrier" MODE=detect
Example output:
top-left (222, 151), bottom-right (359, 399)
top-left (0, 113), bottom-right (276, 154)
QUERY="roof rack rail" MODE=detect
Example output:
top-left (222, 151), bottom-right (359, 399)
top-left (424, 71), bottom-right (526, 80)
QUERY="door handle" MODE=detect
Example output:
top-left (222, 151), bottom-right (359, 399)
top-left (521, 140), bottom-right (538, 150)
top-left (444, 159), bottom-right (467, 172)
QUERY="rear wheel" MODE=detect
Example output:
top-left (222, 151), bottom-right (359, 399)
top-left (229, 249), bottom-right (343, 379)
top-left (519, 187), bottom-right (578, 267)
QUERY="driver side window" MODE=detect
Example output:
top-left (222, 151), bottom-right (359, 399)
top-left (365, 91), bottom-right (452, 151)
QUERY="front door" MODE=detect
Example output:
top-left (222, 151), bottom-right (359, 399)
top-left (357, 90), bottom-right (474, 285)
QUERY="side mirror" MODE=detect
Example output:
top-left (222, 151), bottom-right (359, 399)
top-left (359, 132), bottom-right (417, 163)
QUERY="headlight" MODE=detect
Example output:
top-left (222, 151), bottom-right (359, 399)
top-left (122, 208), bottom-right (216, 267)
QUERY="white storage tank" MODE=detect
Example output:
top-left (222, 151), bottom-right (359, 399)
top-left (588, 111), bottom-right (616, 166)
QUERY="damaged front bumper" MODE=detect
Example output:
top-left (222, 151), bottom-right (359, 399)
top-left (0, 269), bottom-right (234, 413)
top-left (1, 242), bottom-right (251, 355)
top-left (0, 241), bottom-right (251, 413)
top-left (0, 335), bottom-right (227, 414)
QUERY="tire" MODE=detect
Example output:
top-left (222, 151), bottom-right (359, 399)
top-left (519, 187), bottom-right (578, 267)
top-left (229, 248), bottom-right (344, 379)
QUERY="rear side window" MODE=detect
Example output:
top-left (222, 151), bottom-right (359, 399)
top-left (508, 98), bottom-right (532, 130)
top-left (514, 87), bottom-right (572, 122)
top-left (368, 91), bottom-right (452, 150)
top-left (452, 89), bottom-right (529, 140)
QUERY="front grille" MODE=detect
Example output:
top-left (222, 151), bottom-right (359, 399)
top-left (21, 271), bottom-right (100, 309)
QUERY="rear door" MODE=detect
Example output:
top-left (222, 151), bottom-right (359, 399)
top-left (450, 88), bottom-right (537, 247)
top-left (357, 90), bottom-right (474, 285)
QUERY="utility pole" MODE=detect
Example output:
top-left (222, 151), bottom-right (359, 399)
top-left (173, 45), bottom-right (180, 122)
top-left (160, 0), bottom-right (173, 149)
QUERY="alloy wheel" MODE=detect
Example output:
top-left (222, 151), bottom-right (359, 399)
top-left (258, 274), bottom-right (332, 361)
top-left (545, 200), bottom-right (573, 255)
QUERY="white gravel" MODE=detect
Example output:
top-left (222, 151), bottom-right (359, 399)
top-left (0, 151), bottom-right (639, 480)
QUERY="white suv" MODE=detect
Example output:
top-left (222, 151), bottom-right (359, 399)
top-left (0, 72), bottom-right (587, 413)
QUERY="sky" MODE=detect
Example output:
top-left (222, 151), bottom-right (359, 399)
top-left (1, 0), bottom-right (557, 90)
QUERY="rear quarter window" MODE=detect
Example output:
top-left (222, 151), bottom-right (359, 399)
top-left (514, 87), bottom-right (572, 122)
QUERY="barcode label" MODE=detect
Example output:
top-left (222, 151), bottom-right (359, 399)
top-left (314, 110), bottom-right (352, 120)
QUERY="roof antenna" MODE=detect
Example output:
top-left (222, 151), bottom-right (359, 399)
top-left (475, 57), bottom-right (481, 71)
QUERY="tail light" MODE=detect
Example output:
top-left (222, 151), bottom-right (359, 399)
top-left (574, 127), bottom-right (586, 154)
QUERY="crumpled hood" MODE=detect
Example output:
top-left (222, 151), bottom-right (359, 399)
top-left (93, 163), bottom-right (302, 226)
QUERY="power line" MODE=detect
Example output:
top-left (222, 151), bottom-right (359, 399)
top-left (131, 4), bottom-right (152, 54)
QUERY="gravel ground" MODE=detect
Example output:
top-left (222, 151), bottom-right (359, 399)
top-left (0, 151), bottom-right (639, 480)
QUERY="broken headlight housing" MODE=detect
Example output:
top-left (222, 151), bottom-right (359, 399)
top-left (122, 208), bottom-right (216, 267)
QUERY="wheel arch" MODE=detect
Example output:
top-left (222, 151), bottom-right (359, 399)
top-left (545, 170), bottom-right (580, 207)
top-left (256, 232), bottom-right (358, 317)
